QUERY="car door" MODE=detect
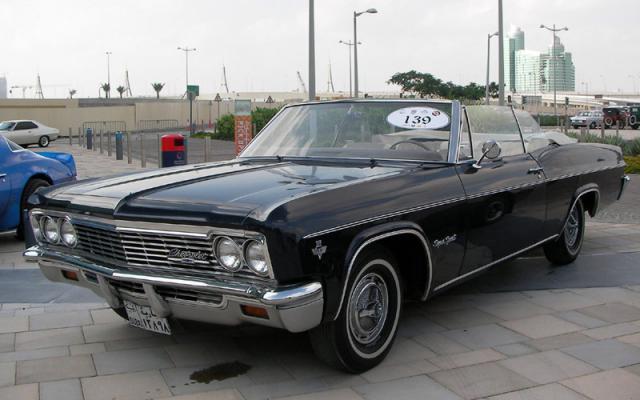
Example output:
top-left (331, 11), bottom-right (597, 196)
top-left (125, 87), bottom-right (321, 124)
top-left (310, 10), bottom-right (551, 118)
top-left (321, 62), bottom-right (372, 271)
top-left (0, 140), bottom-right (12, 223)
top-left (456, 105), bottom-right (546, 275)
top-left (11, 121), bottom-right (35, 145)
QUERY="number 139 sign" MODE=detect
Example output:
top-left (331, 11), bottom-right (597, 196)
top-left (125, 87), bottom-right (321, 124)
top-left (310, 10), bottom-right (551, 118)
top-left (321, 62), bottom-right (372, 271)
top-left (386, 107), bottom-right (450, 130)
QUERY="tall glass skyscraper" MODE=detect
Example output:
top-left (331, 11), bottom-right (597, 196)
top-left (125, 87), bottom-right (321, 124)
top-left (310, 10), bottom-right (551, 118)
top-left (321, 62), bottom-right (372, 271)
top-left (540, 36), bottom-right (575, 92)
top-left (504, 26), bottom-right (525, 93)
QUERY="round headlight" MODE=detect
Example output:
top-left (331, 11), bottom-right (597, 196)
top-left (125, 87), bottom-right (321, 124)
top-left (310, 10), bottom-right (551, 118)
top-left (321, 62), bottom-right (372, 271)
top-left (29, 214), bottom-right (42, 240)
top-left (60, 219), bottom-right (77, 247)
top-left (215, 237), bottom-right (242, 271)
top-left (43, 217), bottom-right (60, 243)
top-left (245, 240), bottom-right (269, 276)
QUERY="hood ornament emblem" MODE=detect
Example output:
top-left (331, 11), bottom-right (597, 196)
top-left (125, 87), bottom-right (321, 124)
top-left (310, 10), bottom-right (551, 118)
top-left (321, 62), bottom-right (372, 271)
top-left (168, 248), bottom-right (210, 264)
top-left (312, 240), bottom-right (327, 260)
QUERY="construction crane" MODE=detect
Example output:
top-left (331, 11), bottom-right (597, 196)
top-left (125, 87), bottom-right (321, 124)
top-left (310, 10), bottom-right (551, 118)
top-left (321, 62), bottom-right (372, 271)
top-left (296, 71), bottom-right (307, 93)
top-left (124, 69), bottom-right (133, 97)
top-left (221, 65), bottom-right (230, 94)
top-left (10, 85), bottom-right (33, 98)
top-left (10, 74), bottom-right (68, 98)
top-left (327, 62), bottom-right (335, 93)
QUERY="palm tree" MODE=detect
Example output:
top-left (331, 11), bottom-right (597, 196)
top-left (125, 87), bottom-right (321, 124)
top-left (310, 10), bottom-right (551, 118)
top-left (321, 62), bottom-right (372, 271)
top-left (100, 83), bottom-right (111, 99)
top-left (116, 86), bottom-right (126, 98)
top-left (69, 89), bottom-right (77, 99)
top-left (151, 83), bottom-right (165, 99)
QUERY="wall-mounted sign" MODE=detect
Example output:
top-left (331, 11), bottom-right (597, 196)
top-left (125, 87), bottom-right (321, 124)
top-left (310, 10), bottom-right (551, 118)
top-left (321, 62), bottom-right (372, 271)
top-left (234, 99), bottom-right (252, 155)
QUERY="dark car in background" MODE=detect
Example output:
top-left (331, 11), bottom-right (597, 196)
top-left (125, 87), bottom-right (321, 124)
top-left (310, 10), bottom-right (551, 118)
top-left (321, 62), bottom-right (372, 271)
top-left (603, 106), bottom-right (629, 129)
top-left (24, 100), bottom-right (628, 372)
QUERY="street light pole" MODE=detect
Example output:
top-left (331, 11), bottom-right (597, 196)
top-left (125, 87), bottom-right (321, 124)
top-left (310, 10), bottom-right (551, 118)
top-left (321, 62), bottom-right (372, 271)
top-left (498, 0), bottom-right (505, 106)
top-left (353, 8), bottom-right (377, 98)
top-left (339, 40), bottom-right (360, 98)
top-left (486, 32), bottom-right (498, 105)
top-left (105, 51), bottom-right (112, 98)
top-left (540, 23), bottom-right (568, 127)
top-left (177, 46), bottom-right (196, 91)
top-left (308, 0), bottom-right (316, 101)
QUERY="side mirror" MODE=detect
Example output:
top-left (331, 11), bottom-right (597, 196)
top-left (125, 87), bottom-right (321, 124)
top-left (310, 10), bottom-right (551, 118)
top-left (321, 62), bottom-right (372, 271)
top-left (472, 140), bottom-right (502, 169)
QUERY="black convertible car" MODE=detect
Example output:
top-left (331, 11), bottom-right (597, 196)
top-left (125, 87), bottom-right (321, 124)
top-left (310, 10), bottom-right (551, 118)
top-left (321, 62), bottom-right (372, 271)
top-left (25, 100), bottom-right (629, 372)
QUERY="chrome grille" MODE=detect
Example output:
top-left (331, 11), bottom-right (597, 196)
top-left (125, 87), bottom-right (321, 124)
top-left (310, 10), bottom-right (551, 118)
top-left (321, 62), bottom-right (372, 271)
top-left (75, 224), bottom-right (257, 279)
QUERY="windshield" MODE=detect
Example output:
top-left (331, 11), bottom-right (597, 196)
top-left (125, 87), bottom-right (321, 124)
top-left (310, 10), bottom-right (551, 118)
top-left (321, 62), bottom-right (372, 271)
top-left (0, 122), bottom-right (15, 131)
top-left (240, 101), bottom-right (452, 162)
top-left (578, 112), bottom-right (590, 116)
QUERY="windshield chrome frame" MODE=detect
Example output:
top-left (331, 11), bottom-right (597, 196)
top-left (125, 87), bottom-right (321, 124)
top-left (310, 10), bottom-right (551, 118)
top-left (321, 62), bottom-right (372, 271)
top-left (238, 99), bottom-right (460, 165)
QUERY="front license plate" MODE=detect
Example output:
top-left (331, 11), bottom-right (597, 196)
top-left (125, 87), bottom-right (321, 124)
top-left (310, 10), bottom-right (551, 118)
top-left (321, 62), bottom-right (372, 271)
top-left (124, 300), bottom-right (171, 335)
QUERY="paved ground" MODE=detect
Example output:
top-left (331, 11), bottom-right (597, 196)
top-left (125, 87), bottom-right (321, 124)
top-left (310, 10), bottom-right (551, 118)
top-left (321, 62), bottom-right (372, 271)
top-left (1, 141), bottom-right (639, 399)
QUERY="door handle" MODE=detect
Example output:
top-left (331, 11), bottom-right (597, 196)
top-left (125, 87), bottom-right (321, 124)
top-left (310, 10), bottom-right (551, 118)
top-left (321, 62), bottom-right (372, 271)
top-left (528, 167), bottom-right (544, 174)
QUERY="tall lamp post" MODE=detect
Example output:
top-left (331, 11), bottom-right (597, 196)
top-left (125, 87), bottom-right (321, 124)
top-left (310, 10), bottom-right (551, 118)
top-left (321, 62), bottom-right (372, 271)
top-left (308, 0), bottom-right (316, 101)
top-left (105, 51), bottom-right (112, 98)
top-left (498, 0), bottom-right (505, 105)
top-left (581, 81), bottom-right (589, 109)
top-left (485, 32), bottom-right (498, 105)
top-left (177, 46), bottom-right (196, 91)
top-left (540, 24), bottom-right (568, 127)
top-left (353, 8), bottom-right (377, 98)
top-left (339, 40), bottom-right (361, 98)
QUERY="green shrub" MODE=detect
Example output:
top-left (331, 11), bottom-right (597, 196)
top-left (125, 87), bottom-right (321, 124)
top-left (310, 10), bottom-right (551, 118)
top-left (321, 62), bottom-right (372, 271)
top-left (625, 156), bottom-right (640, 174)
top-left (252, 107), bottom-right (280, 132)
top-left (214, 114), bottom-right (235, 141)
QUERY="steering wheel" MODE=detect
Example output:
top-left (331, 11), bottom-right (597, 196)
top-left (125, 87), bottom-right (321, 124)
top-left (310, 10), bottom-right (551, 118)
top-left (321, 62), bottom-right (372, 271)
top-left (389, 140), bottom-right (432, 152)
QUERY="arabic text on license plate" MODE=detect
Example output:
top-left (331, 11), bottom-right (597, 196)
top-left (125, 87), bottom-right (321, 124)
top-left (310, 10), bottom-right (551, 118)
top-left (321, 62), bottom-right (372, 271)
top-left (124, 301), bottom-right (171, 335)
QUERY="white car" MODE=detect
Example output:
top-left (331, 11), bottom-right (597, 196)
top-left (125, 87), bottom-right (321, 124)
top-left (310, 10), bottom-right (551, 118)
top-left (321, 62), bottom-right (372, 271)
top-left (0, 120), bottom-right (59, 147)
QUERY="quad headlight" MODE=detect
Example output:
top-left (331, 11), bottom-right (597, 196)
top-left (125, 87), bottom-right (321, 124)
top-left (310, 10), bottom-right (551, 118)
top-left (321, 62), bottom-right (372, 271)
top-left (29, 213), bottom-right (42, 240)
top-left (244, 240), bottom-right (269, 276)
top-left (60, 219), bottom-right (78, 247)
top-left (215, 237), bottom-right (243, 272)
top-left (43, 216), bottom-right (60, 244)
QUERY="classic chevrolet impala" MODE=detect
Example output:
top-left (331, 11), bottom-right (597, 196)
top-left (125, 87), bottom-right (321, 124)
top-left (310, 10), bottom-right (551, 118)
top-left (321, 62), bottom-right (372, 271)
top-left (24, 100), bottom-right (629, 372)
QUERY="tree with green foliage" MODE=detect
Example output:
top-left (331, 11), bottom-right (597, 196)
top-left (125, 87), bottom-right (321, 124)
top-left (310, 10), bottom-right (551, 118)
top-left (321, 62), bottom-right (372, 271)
top-left (212, 106), bottom-right (282, 141)
top-left (151, 83), bottom-right (165, 99)
top-left (100, 83), bottom-right (111, 99)
top-left (116, 86), bottom-right (126, 98)
top-left (388, 70), bottom-right (486, 101)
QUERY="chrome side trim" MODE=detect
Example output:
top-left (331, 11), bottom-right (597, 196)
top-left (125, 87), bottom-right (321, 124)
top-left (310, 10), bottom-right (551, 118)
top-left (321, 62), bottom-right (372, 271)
top-left (433, 234), bottom-right (559, 292)
top-left (333, 228), bottom-right (432, 321)
top-left (563, 188), bottom-right (600, 230)
top-left (544, 164), bottom-right (623, 183)
top-left (618, 175), bottom-right (630, 200)
top-left (0, 173), bottom-right (6, 179)
top-left (304, 197), bottom-right (466, 239)
top-left (447, 100), bottom-right (461, 164)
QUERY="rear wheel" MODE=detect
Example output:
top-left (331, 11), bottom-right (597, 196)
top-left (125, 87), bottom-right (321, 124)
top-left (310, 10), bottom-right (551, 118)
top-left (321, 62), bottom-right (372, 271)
top-left (16, 178), bottom-right (50, 240)
top-left (309, 246), bottom-right (402, 373)
top-left (38, 136), bottom-right (50, 147)
top-left (544, 199), bottom-right (585, 265)
top-left (604, 117), bottom-right (613, 129)
top-left (589, 121), bottom-right (597, 129)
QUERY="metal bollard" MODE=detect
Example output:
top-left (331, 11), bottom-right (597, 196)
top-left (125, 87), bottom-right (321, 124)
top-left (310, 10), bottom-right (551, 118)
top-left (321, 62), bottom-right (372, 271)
top-left (126, 132), bottom-right (132, 164)
top-left (204, 137), bottom-right (210, 162)
top-left (99, 131), bottom-right (103, 154)
top-left (68, 128), bottom-right (73, 145)
top-left (140, 133), bottom-right (146, 168)
top-left (107, 132), bottom-right (112, 157)
top-left (184, 136), bottom-right (189, 165)
top-left (78, 127), bottom-right (82, 147)
top-left (616, 121), bottom-right (620, 137)
top-left (115, 131), bottom-right (123, 160)
top-left (86, 128), bottom-right (93, 150)
top-left (580, 127), bottom-right (586, 140)
top-left (601, 122), bottom-right (605, 139)
top-left (157, 134), bottom-right (161, 167)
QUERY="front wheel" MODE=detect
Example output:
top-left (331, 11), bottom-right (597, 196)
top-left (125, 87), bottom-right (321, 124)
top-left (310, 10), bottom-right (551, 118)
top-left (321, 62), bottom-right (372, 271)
top-left (544, 199), bottom-right (585, 265)
top-left (309, 246), bottom-right (402, 373)
top-left (16, 178), bottom-right (50, 239)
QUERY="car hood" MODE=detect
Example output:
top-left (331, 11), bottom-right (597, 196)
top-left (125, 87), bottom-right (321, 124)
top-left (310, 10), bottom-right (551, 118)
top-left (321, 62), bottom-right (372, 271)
top-left (38, 159), bottom-right (408, 226)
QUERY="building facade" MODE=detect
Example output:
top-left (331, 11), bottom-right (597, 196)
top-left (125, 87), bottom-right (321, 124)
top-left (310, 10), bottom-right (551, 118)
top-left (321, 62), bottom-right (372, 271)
top-left (504, 26), bottom-right (525, 93)
top-left (540, 36), bottom-right (575, 92)
top-left (0, 77), bottom-right (7, 99)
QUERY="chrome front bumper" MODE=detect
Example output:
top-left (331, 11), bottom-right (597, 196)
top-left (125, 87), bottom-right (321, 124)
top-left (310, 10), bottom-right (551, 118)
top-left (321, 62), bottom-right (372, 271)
top-left (24, 246), bottom-right (324, 333)
top-left (619, 175), bottom-right (631, 200)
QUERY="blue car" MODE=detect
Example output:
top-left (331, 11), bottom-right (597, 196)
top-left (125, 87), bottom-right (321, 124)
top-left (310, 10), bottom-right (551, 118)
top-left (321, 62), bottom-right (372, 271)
top-left (0, 135), bottom-right (76, 238)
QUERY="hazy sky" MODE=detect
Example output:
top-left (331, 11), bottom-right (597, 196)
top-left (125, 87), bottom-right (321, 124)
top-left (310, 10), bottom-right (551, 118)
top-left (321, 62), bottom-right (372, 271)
top-left (2, 0), bottom-right (639, 98)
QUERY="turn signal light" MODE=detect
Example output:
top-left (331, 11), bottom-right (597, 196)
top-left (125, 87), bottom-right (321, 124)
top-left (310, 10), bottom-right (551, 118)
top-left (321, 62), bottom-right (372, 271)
top-left (62, 270), bottom-right (79, 281)
top-left (241, 305), bottom-right (269, 319)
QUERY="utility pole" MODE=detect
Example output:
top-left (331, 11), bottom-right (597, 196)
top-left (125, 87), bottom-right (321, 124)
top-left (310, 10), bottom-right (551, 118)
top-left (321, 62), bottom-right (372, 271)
top-left (353, 8), bottom-right (377, 98)
top-left (177, 46), bottom-right (196, 92)
top-left (105, 51), bottom-right (112, 98)
top-left (540, 24), bottom-right (569, 127)
top-left (339, 40), bottom-right (359, 98)
top-left (486, 32), bottom-right (498, 105)
top-left (308, 0), bottom-right (316, 101)
top-left (498, 0), bottom-right (505, 105)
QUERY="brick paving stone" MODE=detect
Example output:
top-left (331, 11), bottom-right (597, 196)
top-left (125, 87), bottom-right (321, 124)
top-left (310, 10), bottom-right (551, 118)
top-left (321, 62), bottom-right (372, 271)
top-left (157, 389), bottom-right (245, 400)
top-left (500, 315), bottom-right (582, 339)
top-left (104, 335), bottom-right (175, 351)
top-left (93, 347), bottom-right (174, 375)
top-left (572, 288), bottom-right (640, 308)
top-left (554, 310), bottom-right (609, 328)
top-left (0, 316), bottom-right (28, 334)
top-left (0, 346), bottom-right (68, 363)
top-left (562, 339), bottom-right (640, 369)
top-left (0, 362), bottom-right (15, 387)
top-left (238, 378), bottom-right (328, 400)
top-left (15, 327), bottom-right (84, 351)
top-left (524, 290), bottom-right (603, 312)
top-left (426, 308), bottom-right (504, 330)
top-left (499, 350), bottom-right (597, 384)
top-left (430, 349), bottom-right (505, 370)
top-left (360, 363), bottom-right (425, 383)
top-left (526, 332), bottom-right (594, 352)
top-left (493, 343), bottom-right (537, 357)
top-left (275, 388), bottom-right (365, 400)
top-left (355, 375), bottom-right (462, 400)
top-left (477, 300), bottom-right (553, 320)
top-left (161, 364), bottom-right (253, 396)
top-left (625, 363), bottom-right (640, 377)
top-left (484, 383), bottom-right (589, 400)
top-left (618, 332), bottom-right (640, 345)
top-left (81, 370), bottom-right (172, 400)
top-left (82, 321), bottom-right (154, 343)
top-left (583, 322), bottom-right (640, 340)
top-left (29, 310), bottom-right (92, 331)
top-left (430, 362), bottom-right (534, 399)
top-left (69, 343), bottom-right (106, 356)
top-left (561, 368), bottom-right (640, 400)
top-left (411, 332), bottom-right (470, 355)
top-left (89, 308), bottom-right (124, 325)
top-left (0, 383), bottom-right (38, 400)
top-left (442, 324), bottom-right (528, 350)
top-left (0, 334), bottom-right (14, 353)
top-left (578, 302), bottom-right (640, 323)
top-left (40, 378), bottom-right (83, 400)
top-left (16, 355), bottom-right (95, 384)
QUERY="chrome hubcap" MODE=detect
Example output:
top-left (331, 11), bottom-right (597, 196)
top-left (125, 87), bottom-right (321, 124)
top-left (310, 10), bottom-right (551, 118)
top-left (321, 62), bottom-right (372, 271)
top-left (348, 272), bottom-right (388, 345)
top-left (565, 205), bottom-right (580, 247)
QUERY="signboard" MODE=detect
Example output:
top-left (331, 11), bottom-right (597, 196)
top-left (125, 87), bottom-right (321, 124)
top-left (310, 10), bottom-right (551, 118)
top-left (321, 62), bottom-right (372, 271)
top-left (187, 85), bottom-right (199, 96)
top-left (234, 99), bottom-right (252, 155)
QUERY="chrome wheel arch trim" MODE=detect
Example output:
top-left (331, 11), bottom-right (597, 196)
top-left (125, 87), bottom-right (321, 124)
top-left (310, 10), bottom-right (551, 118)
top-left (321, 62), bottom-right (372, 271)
top-left (333, 228), bottom-right (433, 321)
top-left (562, 188), bottom-right (599, 232)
